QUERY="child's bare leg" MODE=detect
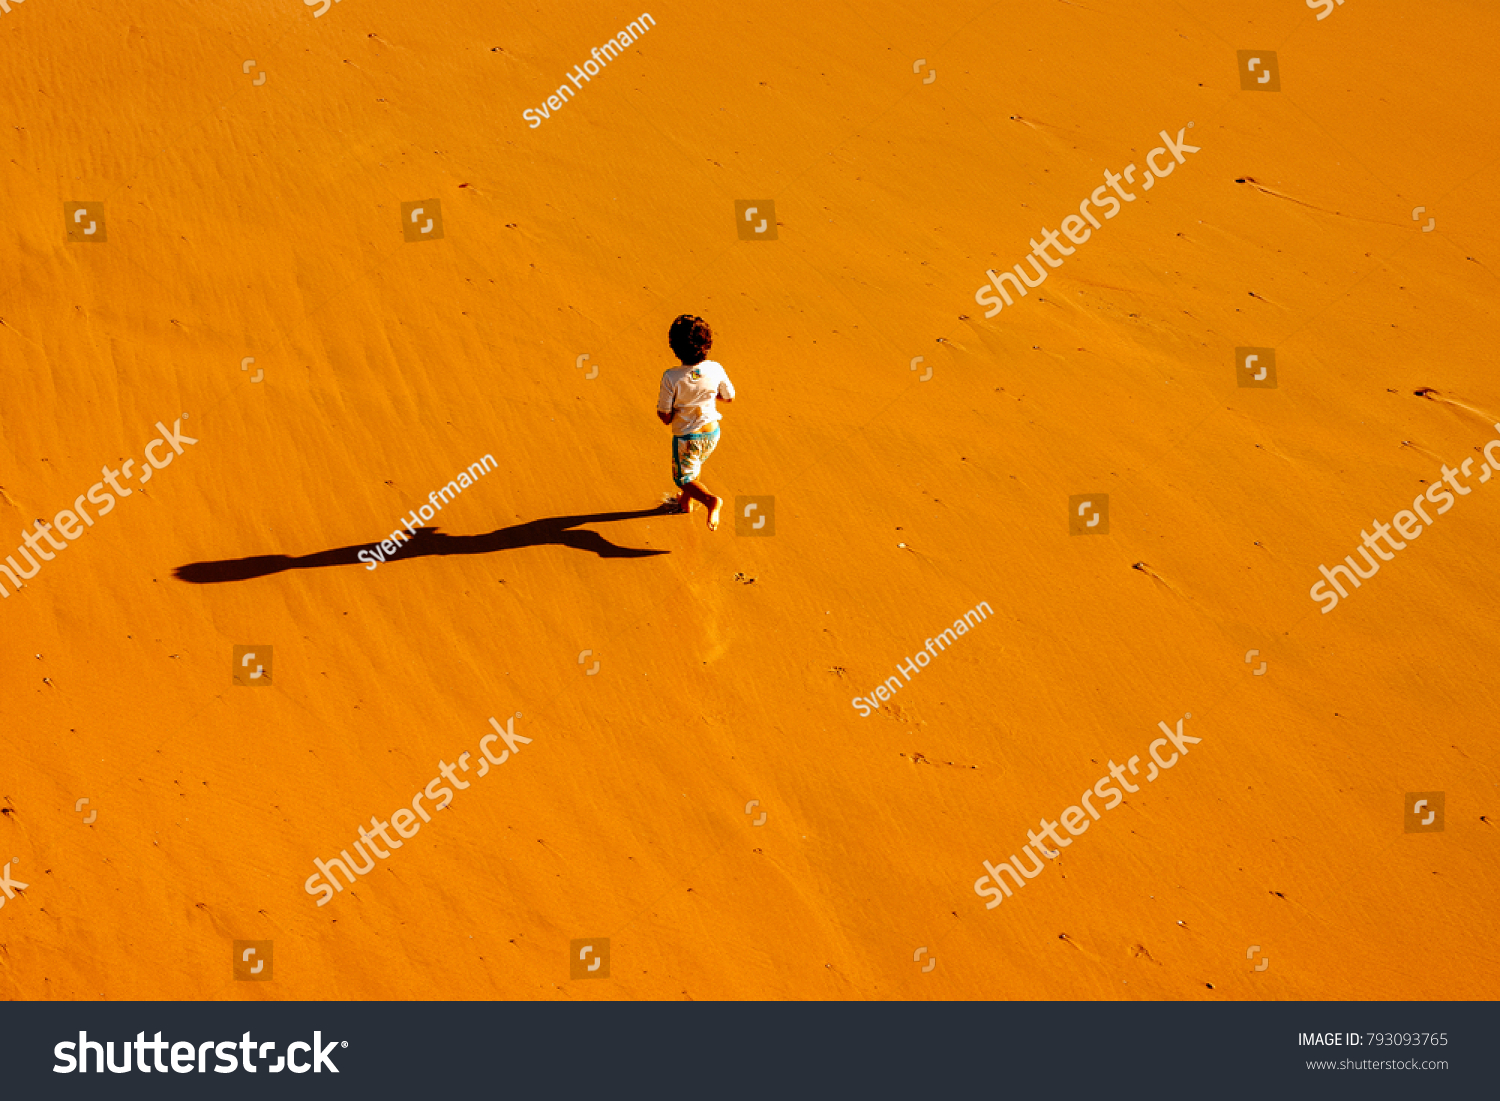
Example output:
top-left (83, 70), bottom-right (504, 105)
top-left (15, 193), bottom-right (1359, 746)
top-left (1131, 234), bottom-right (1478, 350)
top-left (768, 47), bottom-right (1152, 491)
top-left (683, 481), bottom-right (723, 531)
top-left (677, 488), bottom-right (695, 512)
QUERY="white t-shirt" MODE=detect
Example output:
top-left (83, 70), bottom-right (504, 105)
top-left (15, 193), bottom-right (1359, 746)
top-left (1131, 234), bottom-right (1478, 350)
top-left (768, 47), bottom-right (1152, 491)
top-left (657, 359), bottom-right (735, 436)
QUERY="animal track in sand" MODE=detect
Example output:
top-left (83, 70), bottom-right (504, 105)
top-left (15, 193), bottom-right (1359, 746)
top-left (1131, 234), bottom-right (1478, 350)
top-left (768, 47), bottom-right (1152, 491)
top-left (1233, 177), bottom-right (1395, 225)
top-left (1414, 387), bottom-right (1500, 427)
top-left (899, 752), bottom-right (978, 770)
top-left (1132, 561), bottom-right (1184, 596)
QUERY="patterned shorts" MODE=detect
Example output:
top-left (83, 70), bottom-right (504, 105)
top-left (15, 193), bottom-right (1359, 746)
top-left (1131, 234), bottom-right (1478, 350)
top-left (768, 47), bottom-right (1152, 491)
top-left (672, 426), bottom-right (720, 487)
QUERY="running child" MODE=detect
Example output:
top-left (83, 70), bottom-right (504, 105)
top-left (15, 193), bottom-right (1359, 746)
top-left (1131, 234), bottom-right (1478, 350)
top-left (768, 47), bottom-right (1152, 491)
top-left (656, 315), bottom-right (736, 531)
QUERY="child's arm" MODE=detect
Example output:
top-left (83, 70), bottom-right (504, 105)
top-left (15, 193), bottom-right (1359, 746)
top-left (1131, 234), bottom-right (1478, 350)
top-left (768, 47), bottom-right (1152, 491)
top-left (655, 374), bottom-right (676, 426)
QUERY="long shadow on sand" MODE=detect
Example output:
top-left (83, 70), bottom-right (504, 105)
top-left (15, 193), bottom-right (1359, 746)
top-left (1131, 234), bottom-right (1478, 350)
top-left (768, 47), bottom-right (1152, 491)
top-left (173, 507), bottom-right (671, 584)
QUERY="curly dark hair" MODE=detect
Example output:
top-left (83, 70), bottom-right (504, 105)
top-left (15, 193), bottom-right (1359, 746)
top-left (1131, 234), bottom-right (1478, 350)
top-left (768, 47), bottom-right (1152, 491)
top-left (668, 314), bottom-right (713, 366)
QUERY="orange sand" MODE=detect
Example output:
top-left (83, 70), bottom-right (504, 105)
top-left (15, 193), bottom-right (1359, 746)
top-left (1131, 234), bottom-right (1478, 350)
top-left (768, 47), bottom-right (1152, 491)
top-left (2, 0), bottom-right (1497, 1001)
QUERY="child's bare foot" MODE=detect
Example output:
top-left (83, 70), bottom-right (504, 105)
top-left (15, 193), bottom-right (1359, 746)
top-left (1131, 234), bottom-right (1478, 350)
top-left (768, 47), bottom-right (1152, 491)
top-left (707, 496), bottom-right (724, 531)
top-left (678, 491), bottom-right (695, 513)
